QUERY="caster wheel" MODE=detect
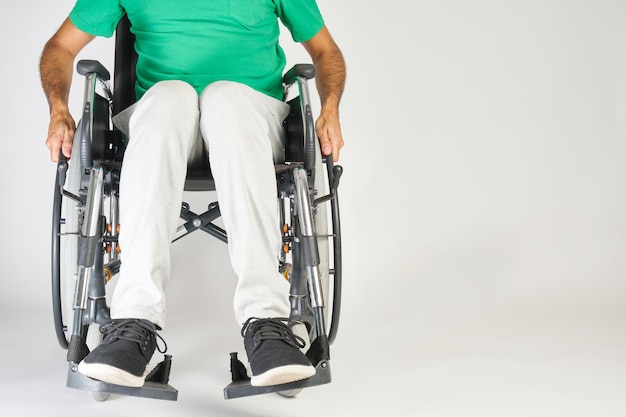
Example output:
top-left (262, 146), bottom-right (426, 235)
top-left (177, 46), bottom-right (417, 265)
top-left (91, 392), bottom-right (111, 402)
top-left (277, 388), bottom-right (303, 398)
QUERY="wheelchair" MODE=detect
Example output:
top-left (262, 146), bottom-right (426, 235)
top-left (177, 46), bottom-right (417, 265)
top-left (50, 15), bottom-right (343, 402)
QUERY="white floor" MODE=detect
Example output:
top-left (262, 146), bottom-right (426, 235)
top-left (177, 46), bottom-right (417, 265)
top-left (2, 301), bottom-right (625, 417)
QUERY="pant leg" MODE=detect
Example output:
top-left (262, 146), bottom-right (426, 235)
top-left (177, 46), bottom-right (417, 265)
top-left (111, 80), bottom-right (200, 329)
top-left (199, 81), bottom-right (291, 325)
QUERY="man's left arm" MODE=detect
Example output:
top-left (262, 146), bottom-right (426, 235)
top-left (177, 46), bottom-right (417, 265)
top-left (303, 26), bottom-right (346, 162)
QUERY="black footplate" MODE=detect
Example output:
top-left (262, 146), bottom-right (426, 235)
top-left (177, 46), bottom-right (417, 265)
top-left (66, 355), bottom-right (178, 401)
top-left (223, 353), bottom-right (331, 399)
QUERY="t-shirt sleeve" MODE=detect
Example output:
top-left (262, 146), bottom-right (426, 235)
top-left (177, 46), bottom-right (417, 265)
top-left (69, 0), bottom-right (125, 38)
top-left (275, 0), bottom-right (325, 43)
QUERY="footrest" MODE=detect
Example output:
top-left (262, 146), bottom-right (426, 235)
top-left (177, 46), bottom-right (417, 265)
top-left (66, 362), bottom-right (178, 401)
top-left (223, 360), bottom-right (331, 399)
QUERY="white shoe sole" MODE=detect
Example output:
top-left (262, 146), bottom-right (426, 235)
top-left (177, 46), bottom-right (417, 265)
top-left (250, 364), bottom-right (316, 387)
top-left (77, 362), bottom-right (146, 387)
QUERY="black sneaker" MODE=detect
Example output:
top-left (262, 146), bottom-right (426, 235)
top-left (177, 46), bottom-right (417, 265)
top-left (78, 318), bottom-right (165, 387)
top-left (242, 317), bottom-right (316, 387)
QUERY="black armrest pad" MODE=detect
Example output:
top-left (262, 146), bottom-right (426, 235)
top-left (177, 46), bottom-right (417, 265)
top-left (77, 60), bottom-right (111, 81)
top-left (283, 64), bottom-right (316, 84)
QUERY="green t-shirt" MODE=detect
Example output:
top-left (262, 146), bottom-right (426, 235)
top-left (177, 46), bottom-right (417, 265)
top-left (69, 0), bottom-right (324, 100)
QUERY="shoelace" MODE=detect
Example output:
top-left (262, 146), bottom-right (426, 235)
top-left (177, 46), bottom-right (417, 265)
top-left (241, 317), bottom-right (306, 353)
top-left (100, 319), bottom-right (167, 354)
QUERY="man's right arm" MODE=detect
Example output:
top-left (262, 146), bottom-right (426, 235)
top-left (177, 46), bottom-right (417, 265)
top-left (40, 18), bottom-right (95, 162)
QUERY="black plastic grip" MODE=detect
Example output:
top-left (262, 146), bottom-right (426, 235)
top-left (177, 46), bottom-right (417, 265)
top-left (57, 151), bottom-right (68, 185)
top-left (282, 64), bottom-right (316, 85)
top-left (77, 59), bottom-right (111, 81)
top-left (67, 334), bottom-right (89, 363)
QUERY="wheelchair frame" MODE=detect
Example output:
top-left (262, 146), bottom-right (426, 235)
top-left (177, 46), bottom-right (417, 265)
top-left (50, 16), bottom-right (343, 401)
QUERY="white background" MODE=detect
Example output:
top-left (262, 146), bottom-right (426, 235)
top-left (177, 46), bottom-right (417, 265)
top-left (1, 1), bottom-right (626, 416)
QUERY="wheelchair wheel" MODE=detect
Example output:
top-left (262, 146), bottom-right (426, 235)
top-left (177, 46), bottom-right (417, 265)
top-left (51, 134), bottom-right (84, 349)
top-left (92, 392), bottom-right (111, 402)
top-left (277, 388), bottom-right (303, 398)
top-left (312, 141), bottom-right (331, 328)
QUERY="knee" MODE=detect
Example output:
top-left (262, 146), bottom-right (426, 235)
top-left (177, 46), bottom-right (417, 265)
top-left (148, 80), bottom-right (197, 97)
top-left (141, 80), bottom-right (199, 113)
top-left (199, 81), bottom-right (252, 111)
top-left (128, 80), bottom-right (200, 150)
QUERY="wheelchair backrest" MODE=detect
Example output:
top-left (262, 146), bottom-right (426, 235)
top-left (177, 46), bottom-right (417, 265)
top-left (112, 15), bottom-right (137, 116)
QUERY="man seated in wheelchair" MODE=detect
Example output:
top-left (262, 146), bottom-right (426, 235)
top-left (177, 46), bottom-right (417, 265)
top-left (40, 0), bottom-right (345, 388)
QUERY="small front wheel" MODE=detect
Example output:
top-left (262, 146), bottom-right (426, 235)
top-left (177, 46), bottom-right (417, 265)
top-left (277, 388), bottom-right (303, 398)
top-left (91, 392), bottom-right (111, 402)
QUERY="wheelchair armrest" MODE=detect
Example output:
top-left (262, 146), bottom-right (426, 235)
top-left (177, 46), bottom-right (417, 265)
top-left (76, 60), bottom-right (114, 170)
top-left (77, 60), bottom-right (111, 81)
top-left (282, 64), bottom-right (316, 85)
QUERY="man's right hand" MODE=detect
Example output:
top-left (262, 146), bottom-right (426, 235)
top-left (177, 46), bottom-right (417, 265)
top-left (46, 109), bottom-right (76, 162)
top-left (40, 18), bottom-right (95, 162)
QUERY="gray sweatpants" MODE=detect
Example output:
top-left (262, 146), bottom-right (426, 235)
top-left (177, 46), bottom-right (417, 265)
top-left (110, 80), bottom-right (291, 328)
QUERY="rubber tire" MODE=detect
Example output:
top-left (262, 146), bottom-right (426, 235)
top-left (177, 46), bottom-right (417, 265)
top-left (52, 126), bottom-right (84, 349)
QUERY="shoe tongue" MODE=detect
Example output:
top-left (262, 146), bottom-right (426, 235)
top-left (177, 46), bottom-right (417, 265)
top-left (254, 320), bottom-right (303, 349)
top-left (108, 320), bottom-right (152, 343)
